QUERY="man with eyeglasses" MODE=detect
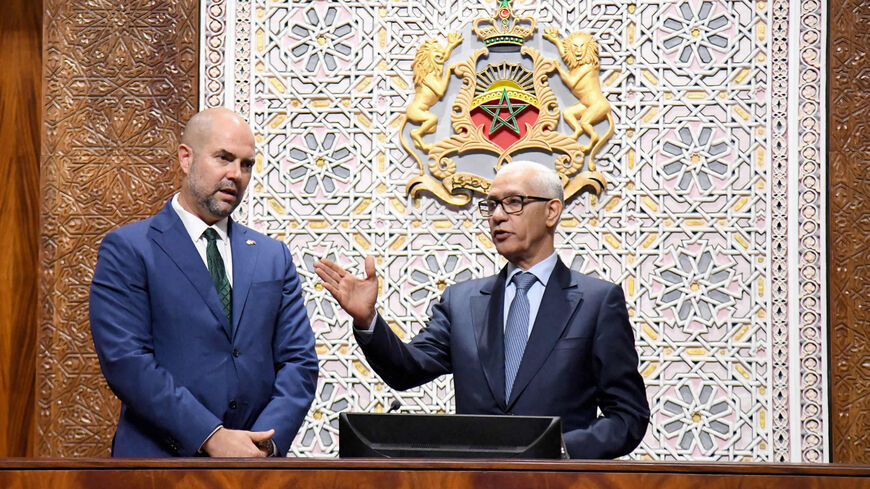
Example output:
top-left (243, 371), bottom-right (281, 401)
top-left (315, 161), bottom-right (649, 459)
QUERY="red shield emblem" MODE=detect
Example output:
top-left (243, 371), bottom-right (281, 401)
top-left (471, 86), bottom-right (539, 150)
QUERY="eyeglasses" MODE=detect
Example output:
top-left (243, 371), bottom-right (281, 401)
top-left (478, 195), bottom-right (552, 217)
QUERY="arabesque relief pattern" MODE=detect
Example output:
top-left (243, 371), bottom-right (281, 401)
top-left (199, 0), bottom-right (826, 461)
top-left (39, 0), bottom-right (199, 456)
top-left (829, 0), bottom-right (870, 464)
top-left (34, 0), bottom-right (830, 461)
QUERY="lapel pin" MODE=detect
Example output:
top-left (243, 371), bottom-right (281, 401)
top-left (246, 239), bottom-right (257, 245)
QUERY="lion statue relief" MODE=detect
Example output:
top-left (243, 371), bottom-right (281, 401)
top-left (543, 27), bottom-right (614, 171)
top-left (401, 32), bottom-right (463, 153)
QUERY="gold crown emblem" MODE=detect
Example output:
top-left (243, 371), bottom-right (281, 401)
top-left (473, 0), bottom-right (536, 47)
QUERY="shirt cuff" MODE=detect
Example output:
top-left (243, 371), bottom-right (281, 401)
top-left (198, 424), bottom-right (223, 454)
top-left (354, 313), bottom-right (377, 334)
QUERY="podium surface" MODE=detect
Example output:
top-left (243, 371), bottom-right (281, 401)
top-left (339, 413), bottom-right (563, 458)
top-left (1, 458), bottom-right (869, 488)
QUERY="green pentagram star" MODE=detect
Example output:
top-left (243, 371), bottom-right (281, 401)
top-left (480, 88), bottom-right (529, 136)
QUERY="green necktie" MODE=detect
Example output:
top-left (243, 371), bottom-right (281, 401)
top-left (202, 228), bottom-right (232, 324)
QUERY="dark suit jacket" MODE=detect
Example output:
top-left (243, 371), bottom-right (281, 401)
top-left (89, 200), bottom-right (318, 457)
top-left (356, 258), bottom-right (649, 458)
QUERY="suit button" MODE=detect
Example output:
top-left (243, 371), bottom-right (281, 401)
top-left (232, 348), bottom-right (240, 357)
top-left (229, 400), bottom-right (237, 409)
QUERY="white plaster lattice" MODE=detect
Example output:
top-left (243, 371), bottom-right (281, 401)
top-left (200, 0), bottom-right (827, 462)
top-left (200, 0), bottom-right (227, 108)
top-left (769, 0), bottom-right (791, 461)
top-left (792, 0), bottom-right (826, 463)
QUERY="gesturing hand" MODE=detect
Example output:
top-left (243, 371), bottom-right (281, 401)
top-left (314, 256), bottom-right (379, 327)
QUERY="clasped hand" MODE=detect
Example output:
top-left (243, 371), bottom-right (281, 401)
top-left (203, 427), bottom-right (275, 458)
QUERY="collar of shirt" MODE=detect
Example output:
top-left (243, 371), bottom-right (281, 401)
top-left (171, 194), bottom-right (230, 243)
top-left (170, 194), bottom-right (234, 286)
top-left (505, 250), bottom-right (559, 289)
top-left (502, 251), bottom-right (559, 337)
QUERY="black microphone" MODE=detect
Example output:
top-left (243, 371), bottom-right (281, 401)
top-left (387, 400), bottom-right (401, 413)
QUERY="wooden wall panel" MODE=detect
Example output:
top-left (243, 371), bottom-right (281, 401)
top-left (0, 0), bottom-right (42, 457)
top-left (38, 0), bottom-right (198, 456)
top-left (829, 0), bottom-right (870, 463)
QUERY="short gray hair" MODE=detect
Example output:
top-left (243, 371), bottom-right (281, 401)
top-left (495, 161), bottom-right (564, 202)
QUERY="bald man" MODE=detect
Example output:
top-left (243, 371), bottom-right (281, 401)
top-left (315, 162), bottom-right (649, 458)
top-left (90, 108), bottom-right (317, 457)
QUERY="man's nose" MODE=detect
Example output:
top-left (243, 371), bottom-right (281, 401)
top-left (490, 203), bottom-right (509, 221)
top-left (225, 160), bottom-right (242, 179)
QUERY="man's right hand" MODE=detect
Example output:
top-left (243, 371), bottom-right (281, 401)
top-left (314, 256), bottom-right (378, 327)
top-left (202, 427), bottom-right (274, 458)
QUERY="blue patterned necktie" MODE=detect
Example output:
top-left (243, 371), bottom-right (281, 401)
top-left (504, 271), bottom-right (537, 400)
top-left (203, 228), bottom-right (232, 325)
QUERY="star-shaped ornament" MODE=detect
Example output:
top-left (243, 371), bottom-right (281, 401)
top-left (480, 88), bottom-right (529, 136)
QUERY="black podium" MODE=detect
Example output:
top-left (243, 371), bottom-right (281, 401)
top-left (338, 413), bottom-right (563, 459)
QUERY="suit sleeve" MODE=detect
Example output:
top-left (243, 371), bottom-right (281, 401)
top-left (249, 244), bottom-right (318, 456)
top-left (562, 283), bottom-right (650, 459)
top-left (89, 231), bottom-right (222, 456)
top-left (354, 287), bottom-right (454, 391)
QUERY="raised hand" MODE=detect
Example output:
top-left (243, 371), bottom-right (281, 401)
top-left (314, 256), bottom-right (379, 327)
top-left (543, 26), bottom-right (560, 43)
top-left (446, 32), bottom-right (463, 48)
top-left (202, 427), bottom-right (274, 458)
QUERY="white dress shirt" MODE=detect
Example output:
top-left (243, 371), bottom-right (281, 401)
top-left (172, 195), bottom-right (277, 454)
top-left (171, 194), bottom-right (234, 285)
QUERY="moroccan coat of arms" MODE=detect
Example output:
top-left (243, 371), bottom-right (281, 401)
top-left (400, 0), bottom-right (614, 205)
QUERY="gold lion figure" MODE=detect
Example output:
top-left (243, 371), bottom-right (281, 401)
top-left (543, 27), bottom-right (614, 170)
top-left (403, 32), bottom-right (463, 152)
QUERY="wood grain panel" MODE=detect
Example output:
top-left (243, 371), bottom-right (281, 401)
top-left (38, 0), bottom-right (198, 456)
top-left (0, 0), bottom-right (42, 457)
top-left (829, 0), bottom-right (870, 463)
top-left (1, 459), bottom-right (870, 489)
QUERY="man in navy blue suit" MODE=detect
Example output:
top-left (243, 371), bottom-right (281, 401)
top-left (90, 108), bottom-right (318, 457)
top-left (315, 161), bottom-right (649, 459)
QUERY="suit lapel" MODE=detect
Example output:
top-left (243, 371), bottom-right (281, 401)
top-left (149, 201), bottom-right (232, 339)
top-left (471, 268), bottom-right (508, 410)
top-left (507, 258), bottom-right (583, 408)
top-left (228, 220), bottom-right (258, 340)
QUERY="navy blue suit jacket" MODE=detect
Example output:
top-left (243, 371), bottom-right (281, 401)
top-left (356, 258), bottom-right (649, 459)
top-left (89, 201), bottom-right (318, 457)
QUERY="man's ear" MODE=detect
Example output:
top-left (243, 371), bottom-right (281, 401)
top-left (177, 144), bottom-right (193, 175)
top-left (546, 199), bottom-right (563, 228)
